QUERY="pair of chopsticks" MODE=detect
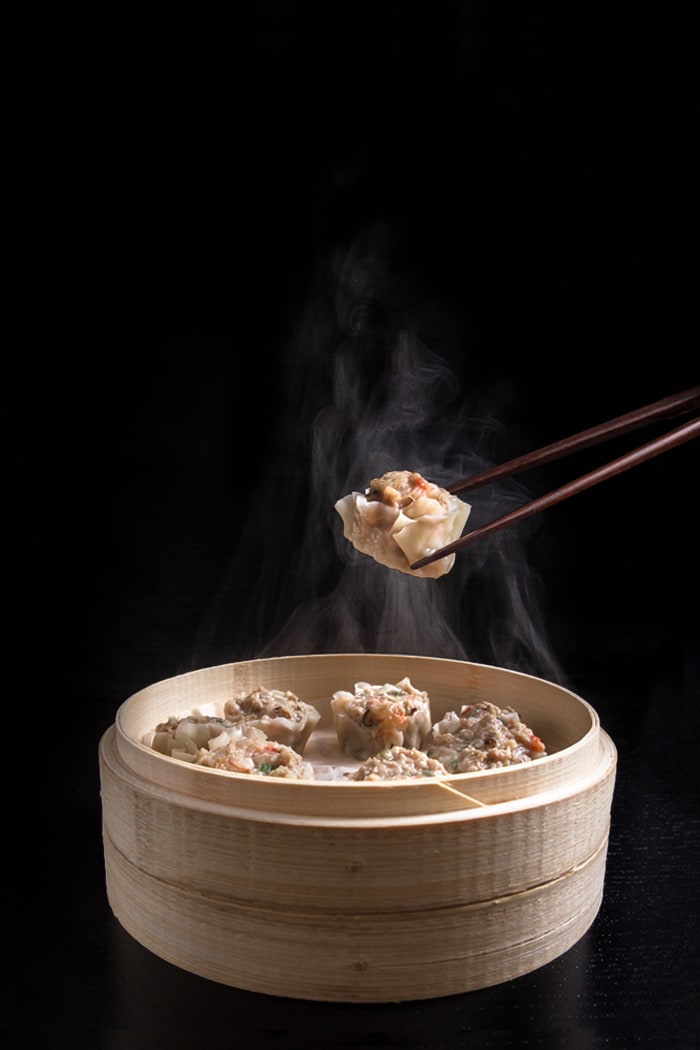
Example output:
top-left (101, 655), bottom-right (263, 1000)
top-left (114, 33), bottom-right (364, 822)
top-left (410, 386), bottom-right (700, 571)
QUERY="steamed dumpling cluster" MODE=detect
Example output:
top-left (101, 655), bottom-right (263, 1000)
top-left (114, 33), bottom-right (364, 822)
top-left (147, 679), bottom-right (548, 781)
top-left (334, 470), bottom-right (470, 579)
top-left (150, 687), bottom-right (321, 780)
top-left (331, 681), bottom-right (548, 776)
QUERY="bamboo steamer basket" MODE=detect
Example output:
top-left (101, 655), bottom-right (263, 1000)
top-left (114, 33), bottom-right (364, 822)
top-left (99, 653), bottom-right (617, 1002)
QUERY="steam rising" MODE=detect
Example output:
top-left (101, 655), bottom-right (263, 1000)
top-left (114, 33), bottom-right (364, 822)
top-left (194, 226), bottom-right (562, 682)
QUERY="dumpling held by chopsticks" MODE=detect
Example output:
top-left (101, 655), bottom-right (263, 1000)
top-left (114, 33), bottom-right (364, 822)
top-left (335, 470), bottom-right (471, 579)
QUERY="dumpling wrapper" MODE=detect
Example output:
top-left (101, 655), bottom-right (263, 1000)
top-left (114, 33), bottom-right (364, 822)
top-left (150, 715), bottom-right (235, 759)
top-left (335, 469), bottom-right (471, 579)
top-left (149, 716), bottom-right (258, 764)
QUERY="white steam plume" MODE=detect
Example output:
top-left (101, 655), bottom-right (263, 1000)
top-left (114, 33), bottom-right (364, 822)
top-left (193, 224), bottom-right (563, 682)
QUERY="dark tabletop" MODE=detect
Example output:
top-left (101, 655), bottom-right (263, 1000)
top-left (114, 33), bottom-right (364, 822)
top-left (8, 6), bottom-right (699, 1047)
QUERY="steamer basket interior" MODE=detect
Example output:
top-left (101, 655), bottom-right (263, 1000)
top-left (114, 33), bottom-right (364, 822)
top-left (112, 654), bottom-right (603, 817)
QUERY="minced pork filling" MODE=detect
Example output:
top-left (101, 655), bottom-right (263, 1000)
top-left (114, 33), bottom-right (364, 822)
top-left (427, 701), bottom-right (547, 773)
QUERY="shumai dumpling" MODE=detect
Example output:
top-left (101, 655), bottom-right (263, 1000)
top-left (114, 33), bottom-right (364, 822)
top-left (223, 687), bottom-right (321, 754)
top-left (150, 715), bottom-right (236, 761)
top-left (331, 677), bottom-right (432, 760)
top-left (427, 702), bottom-right (547, 773)
top-left (352, 745), bottom-right (449, 781)
top-left (335, 470), bottom-right (470, 579)
top-left (195, 727), bottom-right (315, 779)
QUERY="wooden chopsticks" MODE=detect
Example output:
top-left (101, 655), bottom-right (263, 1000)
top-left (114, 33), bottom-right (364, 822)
top-left (410, 386), bottom-right (700, 571)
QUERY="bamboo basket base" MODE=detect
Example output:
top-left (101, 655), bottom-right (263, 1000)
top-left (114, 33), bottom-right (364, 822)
top-left (103, 829), bottom-right (608, 1002)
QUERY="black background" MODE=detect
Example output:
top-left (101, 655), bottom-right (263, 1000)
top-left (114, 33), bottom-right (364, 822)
top-left (9, 5), bottom-right (699, 1048)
